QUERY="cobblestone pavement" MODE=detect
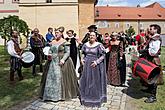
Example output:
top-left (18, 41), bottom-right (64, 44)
top-left (23, 54), bottom-right (132, 110)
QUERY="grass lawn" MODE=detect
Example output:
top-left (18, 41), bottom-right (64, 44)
top-left (160, 46), bottom-right (165, 69)
top-left (0, 46), bottom-right (41, 110)
top-left (127, 46), bottom-right (165, 110)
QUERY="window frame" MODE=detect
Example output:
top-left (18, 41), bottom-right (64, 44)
top-left (125, 23), bottom-right (130, 28)
top-left (139, 23), bottom-right (143, 28)
top-left (46, 0), bottom-right (52, 3)
top-left (97, 21), bottom-right (109, 28)
top-left (115, 22), bottom-right (120, 28)
top-left (12, 0), bottom-right (19, 3)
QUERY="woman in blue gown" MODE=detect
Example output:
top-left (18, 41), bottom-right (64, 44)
top-left (80, 32), bottom-right (107, 107)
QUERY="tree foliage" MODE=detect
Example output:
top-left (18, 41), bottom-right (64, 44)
top-left (125, 26), bottom-right (136, 37)
top-left (0, 15), bottom-right (29, 45)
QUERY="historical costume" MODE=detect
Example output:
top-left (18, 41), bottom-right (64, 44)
top-left (66, 30), bottom-right (79, 68)
top-left (80, 32), bottom-right (107, 107)
top-left (139, 24), bottom-right (162, 103)
top-left (30, 28), bottom-right (45, 76)
top-left (7, 31), bottom-right (23, 81)
top-left (46, 27), bottom-right (55, 43)
top-left (107, 32), bottom-right (124, 86)
top-left (40, 27), bottom-right (79, 101)
top-left (81, 25), bottom-right (104, 45)
top-left (118, 35), bottom-right (127, 85)
top-left (103, 33), bottom-right (111, 72)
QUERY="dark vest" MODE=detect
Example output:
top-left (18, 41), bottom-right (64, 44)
top-left (12, 39), bottom-right (22, 55)
top-left (146, 35), bottom-right (161, 66)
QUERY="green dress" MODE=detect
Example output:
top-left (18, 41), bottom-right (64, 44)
top-left (40, 41), bottom-right (79, 101)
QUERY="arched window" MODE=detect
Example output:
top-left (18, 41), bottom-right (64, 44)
top-left (115, 22), bottom-right (119, 28)
top-left (12, 0), bottom-right (19, 3)
top-left (98, 21), bottom-right (109, 28)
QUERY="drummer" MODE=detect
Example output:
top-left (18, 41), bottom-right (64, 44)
top-left (139, 24), bottom-right (162, 103)
top-left (30, 28), bottom-right (45, 76)
top-left (7, 30), bottom-right (24, 82)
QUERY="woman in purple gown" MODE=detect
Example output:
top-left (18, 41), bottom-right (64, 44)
top-left (80, 32), bottom-right (107, 107)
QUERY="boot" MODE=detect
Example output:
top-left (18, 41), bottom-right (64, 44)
top-left (32, 65), bottom-right (36, 76)
top-left (17, 69), bottom-right (23, 81)
top-left (144, 96), bottom-right (157, 103)
top-left (144, 83), bottom-right (157, 103)
top-left (10, 71), bottom-right (15, 81)
top-left (40, 64), bottom-right (43, 72)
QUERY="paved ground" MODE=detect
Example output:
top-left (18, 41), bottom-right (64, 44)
top-left (23, 53), bottom-right (132, 110)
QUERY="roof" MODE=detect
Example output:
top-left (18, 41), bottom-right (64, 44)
top-left (95, 2), bottom-right (165, 20)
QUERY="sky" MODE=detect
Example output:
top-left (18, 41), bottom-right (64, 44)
top-left (97, 0), bottom-right (165, 7)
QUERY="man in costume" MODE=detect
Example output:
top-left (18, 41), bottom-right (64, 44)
top-left (81, 25), bottom-right (104, 44)
top-left (7, 30), bottom-right (23, 81)
top-left (30, 28), bottom-right (45, 76)
top-left (135, 28), bottom-right (146, 49)
top-left (46, 27), bottom-right (55, 43)
top-left (139, 24), bottom-right (162, 103)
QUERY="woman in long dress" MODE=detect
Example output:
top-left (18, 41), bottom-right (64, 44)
top-left (80, 32), bottom-right (107, 107)
top-left (40, 27), bottom-right (79, 101)
top-left (107, 32), bottom-right (124, 86)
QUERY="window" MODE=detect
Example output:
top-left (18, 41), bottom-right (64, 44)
top-left (115, 22), bottom-right (119, 28)
top-left (97, 21), bottom-right (109, 28)
top-left (12, 0), bottom-right (19, 3)
top-left (126, 23), bottom-right (130, 28)
top-left (46, 0), bottom-right (52, 3)
top-left (140, 23), bottom-right (143, 28)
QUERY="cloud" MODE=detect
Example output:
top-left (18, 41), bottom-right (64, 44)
top-left (97, 0), bottom-right (131, 6)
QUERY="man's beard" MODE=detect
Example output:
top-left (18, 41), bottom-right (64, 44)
top-left (13, 35), bottom-right (18, 38)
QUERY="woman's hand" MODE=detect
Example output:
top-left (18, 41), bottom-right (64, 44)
top-left (59, 60), bottom-right (64, 66)
top-left (90, 61), bottom-right (97, 68)
top-left (120, 57), bottom-right (123, 60)
top-left (81, 59), bottom-right (85, 65)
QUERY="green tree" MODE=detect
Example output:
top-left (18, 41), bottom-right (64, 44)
top-left (0, 15), bottom-right (29, 46)
top-left (125, 26), bottom-right (136, 37)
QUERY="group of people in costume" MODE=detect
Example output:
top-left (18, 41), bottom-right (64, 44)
top-left (6, 23), bottom-right (163, 108)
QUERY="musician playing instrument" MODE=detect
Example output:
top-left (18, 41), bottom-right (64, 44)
top-left (30, 28), bottom-right (45, 76)
top-left (139, 24), bottom-right (162, 103)
top-left (7, 30), bottom-right (23, 81)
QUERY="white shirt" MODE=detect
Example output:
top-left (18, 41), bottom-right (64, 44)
top-left (148, 34), bottom-right (161, 56)
top-left (7, 40), bottom-right (21, 58)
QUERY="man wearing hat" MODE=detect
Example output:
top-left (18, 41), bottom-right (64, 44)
top-left (81, 25), bottom-right (104, 44)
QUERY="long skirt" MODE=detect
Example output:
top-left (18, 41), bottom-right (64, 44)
top-left (40, 57), bottom-right (79, 101)
top-left (80, 56), bottom-right (107, 107)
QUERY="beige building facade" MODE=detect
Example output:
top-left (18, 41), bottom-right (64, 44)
top-left (0, 0), bottom-right (19, 18)
top-left (0, 0), bottom-right (97, 39)
top-left (18, 0), bottom-right (97, 38)
top-left (95, 3), bottom-right (165, 35)
top-left (96, 20), bottom-right (165, 35)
